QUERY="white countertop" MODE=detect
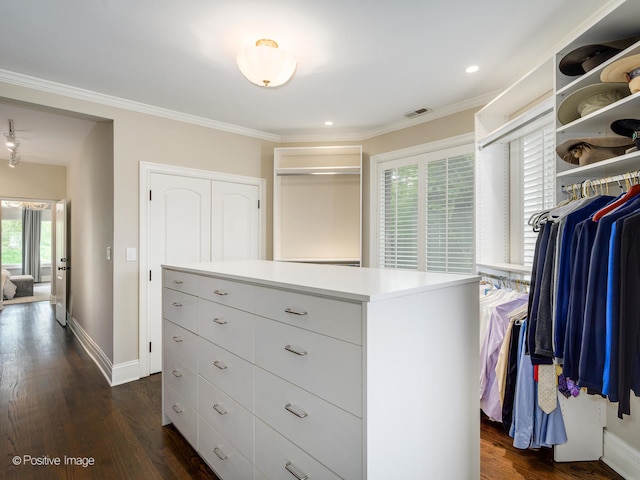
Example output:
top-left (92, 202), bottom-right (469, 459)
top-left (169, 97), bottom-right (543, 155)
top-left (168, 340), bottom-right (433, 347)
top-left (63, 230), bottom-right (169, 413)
top-left (162, 260), bottom-right (479, 302)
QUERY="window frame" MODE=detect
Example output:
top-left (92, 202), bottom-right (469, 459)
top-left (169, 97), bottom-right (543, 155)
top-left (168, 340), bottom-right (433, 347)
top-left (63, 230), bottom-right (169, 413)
top-left (369, 134), bottom-right (475, 270)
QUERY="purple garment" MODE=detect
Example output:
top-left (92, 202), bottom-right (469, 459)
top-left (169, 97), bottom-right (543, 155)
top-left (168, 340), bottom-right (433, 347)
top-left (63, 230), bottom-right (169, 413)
top-left (480, 294), bottom-right (528, 421)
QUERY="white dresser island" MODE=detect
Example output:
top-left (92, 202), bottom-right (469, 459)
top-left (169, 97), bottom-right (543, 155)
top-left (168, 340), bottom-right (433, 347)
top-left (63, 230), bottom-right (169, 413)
top-left (161, 260), bottom-right (479, 480)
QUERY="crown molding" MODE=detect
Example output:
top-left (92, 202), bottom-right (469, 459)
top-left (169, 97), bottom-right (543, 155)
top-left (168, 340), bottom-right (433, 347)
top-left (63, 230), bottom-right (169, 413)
top-left (279, 91), bottom-right (498, 144)
top-left (0, 69), bottom-right (281, 143)
top-left (0, 68), bottom-right (496, 145)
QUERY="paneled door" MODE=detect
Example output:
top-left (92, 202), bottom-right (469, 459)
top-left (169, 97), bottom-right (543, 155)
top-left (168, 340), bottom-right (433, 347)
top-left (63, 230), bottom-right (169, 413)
top-left (55, 200), bottom-right (67, 327)
top-left (148, 173), bottom-right (211, 374)
top-left (211, 180), bottom-right (260, 261)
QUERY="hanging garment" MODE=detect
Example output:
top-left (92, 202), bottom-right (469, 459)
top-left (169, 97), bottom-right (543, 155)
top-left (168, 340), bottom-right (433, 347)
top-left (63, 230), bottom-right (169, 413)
top-left (578, 194), bottom-right (640, 392)
top-left (509, 320), bottom-right (568, 449)
top-left (502, 321), bottom-right (523, 433)
top-left (553, 195), bottom-right (615, 361)
top-left (616, 213), bottom-right (640, 418)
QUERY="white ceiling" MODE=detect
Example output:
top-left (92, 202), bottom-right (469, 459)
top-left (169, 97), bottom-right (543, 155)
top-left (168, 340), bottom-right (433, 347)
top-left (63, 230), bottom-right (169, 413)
top-left (0, 0), bottom-right (611, 165)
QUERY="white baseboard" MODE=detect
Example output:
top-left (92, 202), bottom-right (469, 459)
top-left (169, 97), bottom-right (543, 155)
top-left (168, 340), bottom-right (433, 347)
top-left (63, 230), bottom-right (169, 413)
top-left (67, 316), bottom-right (140, 387)
top-left (602, 429), bottom-right (640, 480)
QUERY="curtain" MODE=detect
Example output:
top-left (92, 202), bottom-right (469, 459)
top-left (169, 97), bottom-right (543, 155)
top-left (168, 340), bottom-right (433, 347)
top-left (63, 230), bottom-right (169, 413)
top-left (22, 208), bottom-right (41, 282)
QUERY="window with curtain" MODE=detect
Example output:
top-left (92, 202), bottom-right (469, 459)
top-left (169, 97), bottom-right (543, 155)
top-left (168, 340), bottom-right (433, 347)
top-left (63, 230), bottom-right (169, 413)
top-left (376, 146), bottom-right (475, 274)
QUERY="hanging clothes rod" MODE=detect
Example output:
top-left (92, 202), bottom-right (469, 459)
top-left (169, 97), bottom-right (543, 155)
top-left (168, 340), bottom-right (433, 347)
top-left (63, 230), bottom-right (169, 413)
top-left (561, 170), bottom-right (640, 196)
top-left (477, 271), bottom-right (531, 286)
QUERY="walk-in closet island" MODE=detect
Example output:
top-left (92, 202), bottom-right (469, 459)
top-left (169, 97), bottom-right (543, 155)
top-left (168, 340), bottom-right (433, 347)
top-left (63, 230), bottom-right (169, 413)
top-left (161, 260), bottom-right (479, 480)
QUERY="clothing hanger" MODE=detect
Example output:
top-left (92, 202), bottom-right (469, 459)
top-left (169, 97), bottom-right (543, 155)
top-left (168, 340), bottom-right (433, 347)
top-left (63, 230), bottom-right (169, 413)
top-left (592, 175), bottom-right (640, 221)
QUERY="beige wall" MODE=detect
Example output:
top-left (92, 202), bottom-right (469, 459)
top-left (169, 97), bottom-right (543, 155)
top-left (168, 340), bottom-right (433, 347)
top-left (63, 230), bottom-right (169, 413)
top-left (0, 161), bottom-right (66, 200)
top-left (67, 121), bottom-right (114, 359)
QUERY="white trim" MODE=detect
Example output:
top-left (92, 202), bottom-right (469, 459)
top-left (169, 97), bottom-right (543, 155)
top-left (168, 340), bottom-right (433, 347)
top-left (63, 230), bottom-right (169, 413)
top-left (0, 67), bottom-right (490, 144)
top-left (67, 315), bottom-right (113, 386)
top-left (138, 161), bottom-right (266, 378)
top-left (602, 430), bottom-right (640, 480)
top-left (369, 134), bottom-right (475, 268)
top-left (111, 360), bottom-right (141, 386)
top-left (0, 69), bottom-right (280, 143)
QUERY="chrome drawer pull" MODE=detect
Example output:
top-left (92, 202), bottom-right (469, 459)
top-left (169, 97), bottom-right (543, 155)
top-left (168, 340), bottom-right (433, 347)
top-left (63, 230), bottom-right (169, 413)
top-left (285, 461), bottom-right (308, 480)
top-left (172, 336), bottom-right (183, 343)
top-left (171, 369), bottom-right (183, 377)
top-left (213, 403), bottom-right (228, 415)
top-left (171, 302), bottom-right (183, 307)
top-left (285, 308), bottom-right (308, 316)
top-left (213, 360), bottom-right (228, 370)
top-left (213, 447), bottom-right (228, 461)
top-left (285, 403), bottom-right (308, 418)
top-left (172, 280), bottom-right (183, 285)
top-left (213, 289), bottom-right (228, 296)
top-left (213, 318), bottom-right (228, 325)
top-left (171, 404), bottom-right (183, 414)
top-left (284, 345), bottom-right (308, 356)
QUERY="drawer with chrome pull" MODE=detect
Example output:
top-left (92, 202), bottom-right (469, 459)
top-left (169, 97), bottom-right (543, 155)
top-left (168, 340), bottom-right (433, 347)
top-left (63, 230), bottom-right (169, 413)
top-left (163, 383), bottom-right (197, 448)
top-left (163, 319), bottom-right (198, 371)
top-left (163, 351), bottom-right (197, 408)
top-left (255, 367), bottom-right (362, 479)
top-left (198, 416), bottom-right (253, 480)
top-left (198, 376), bottom-right (254, 462)
top-left (254, 316), bottom-right (362, 417)
top-left (163, 287), bottom-right (198, 333)
top-left (254, 286), bottom-right (362, 345)
top-left (198, 298), bottom-right (255, 362)
top-left (198, 336), bottom-right (254, 412)
top-left (255, 418), bottom-right (343, 480)
top-left (163, 269), bottom-right (200, 296)
top-left (193, 275), bottom-right (254, 312)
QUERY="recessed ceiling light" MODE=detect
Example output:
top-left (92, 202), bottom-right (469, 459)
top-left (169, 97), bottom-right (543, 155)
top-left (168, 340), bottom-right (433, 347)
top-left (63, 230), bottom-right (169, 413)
top-left (465, 65), bottom-right (479, 74)
top-left (324, 121), bottom-right (334, 126)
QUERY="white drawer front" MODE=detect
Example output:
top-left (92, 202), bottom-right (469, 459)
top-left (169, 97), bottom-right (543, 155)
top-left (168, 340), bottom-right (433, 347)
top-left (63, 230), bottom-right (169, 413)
top-left (255, 367), bottom-right (362, 479)
top-left (254, 317), bottom-right (362, 417)
top-left (255, 419), bottom-right (342, 480)
top-left (163, 320), bottom-right (198, 371)
top-left (163, 288), bottom-right (198, 333)
top-left (163, 269), bottom-right (200, 296)
top-left (193, 276), bottom-right (254, 312)
top-left (164, 384), bottom-right (197, 448)
top-left (198, 298), bottom-right (254, 362)
top-left (163, 352), bottom-right (197, 408)
top-left (198, 376), bottom-right (254, 462)
top-left (198, 417), bottom-right (253, 480)
top-left (198, 337), bottom-right (254, 412)
top-left (254, 286), bottom-right (362, 345)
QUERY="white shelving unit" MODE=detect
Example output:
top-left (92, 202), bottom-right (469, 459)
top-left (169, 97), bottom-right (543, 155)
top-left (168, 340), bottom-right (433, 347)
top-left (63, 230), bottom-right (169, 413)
top-left (273, 145), bottom-right (362, 265)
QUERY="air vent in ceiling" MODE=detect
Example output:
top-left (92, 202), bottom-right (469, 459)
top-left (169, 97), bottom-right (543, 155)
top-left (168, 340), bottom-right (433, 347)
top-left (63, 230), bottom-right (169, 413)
top-left (404, 107), bottom-right (430, 119)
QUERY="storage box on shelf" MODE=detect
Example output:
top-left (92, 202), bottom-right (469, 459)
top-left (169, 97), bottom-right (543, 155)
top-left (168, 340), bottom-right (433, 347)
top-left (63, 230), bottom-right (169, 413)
top-left (162, 260), bottom-right (480, 480)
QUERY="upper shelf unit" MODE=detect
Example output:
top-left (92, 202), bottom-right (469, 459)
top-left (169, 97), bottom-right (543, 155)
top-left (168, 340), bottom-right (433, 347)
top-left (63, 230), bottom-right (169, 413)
top-left (273, 145), bottom-right (362, 264)
top-left (554, 0), bottom-right (640, 180)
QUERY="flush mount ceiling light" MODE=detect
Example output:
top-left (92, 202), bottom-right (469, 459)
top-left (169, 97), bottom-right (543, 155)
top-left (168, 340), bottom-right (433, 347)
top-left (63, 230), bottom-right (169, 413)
top-left (4, 119), bottom-right (20, 167)
top-left (236, 38), bottom-right (296, 87)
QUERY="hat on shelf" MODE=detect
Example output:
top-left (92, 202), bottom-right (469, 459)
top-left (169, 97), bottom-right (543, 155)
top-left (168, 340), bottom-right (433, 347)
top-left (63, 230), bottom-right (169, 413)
top-left (559, 35), bottom-right (640, 76)
top-left (601, 53), bottom-right (640, 93)
top-left (556, 136), bottom-right (633, 166)
top-left (557, 82), bottom-right (630, 125)
top-left (610, 118), bottom-right (640, 149)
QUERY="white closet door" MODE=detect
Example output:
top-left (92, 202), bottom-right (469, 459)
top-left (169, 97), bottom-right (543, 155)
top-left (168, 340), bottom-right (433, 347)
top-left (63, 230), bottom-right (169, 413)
top-left (211, 181), bottom-right (260, 261)
top-left (149, 173), bottom-right (211, 374)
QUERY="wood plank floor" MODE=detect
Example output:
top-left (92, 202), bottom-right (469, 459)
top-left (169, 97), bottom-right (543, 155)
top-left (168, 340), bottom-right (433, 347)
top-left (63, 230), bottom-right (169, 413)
top-left (0, 301), bottom-right (625, 479)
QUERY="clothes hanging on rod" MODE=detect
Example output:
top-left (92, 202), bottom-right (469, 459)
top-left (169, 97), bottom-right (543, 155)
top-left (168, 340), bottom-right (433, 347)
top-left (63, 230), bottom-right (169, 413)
top-left (530, 170), bottom-right (640, 418)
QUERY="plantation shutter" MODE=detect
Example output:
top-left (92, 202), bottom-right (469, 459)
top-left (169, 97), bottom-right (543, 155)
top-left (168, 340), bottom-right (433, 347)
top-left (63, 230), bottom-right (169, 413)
top-left (426, 154), bottom-right (475, 273)
top-left (522, 124), bottom-right (556, 267)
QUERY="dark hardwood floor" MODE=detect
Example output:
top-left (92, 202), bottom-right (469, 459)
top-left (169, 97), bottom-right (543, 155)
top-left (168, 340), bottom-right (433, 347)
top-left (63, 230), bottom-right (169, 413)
top-left (0, 301), bottom-right (625, 479)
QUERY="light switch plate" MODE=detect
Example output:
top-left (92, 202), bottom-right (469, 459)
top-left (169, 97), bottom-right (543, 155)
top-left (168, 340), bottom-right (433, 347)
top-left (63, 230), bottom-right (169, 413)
top-left (126, 247), bottom-right (137, 262)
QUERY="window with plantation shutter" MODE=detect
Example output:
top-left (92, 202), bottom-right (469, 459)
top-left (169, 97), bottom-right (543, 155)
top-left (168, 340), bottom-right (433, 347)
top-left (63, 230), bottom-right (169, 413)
top-left (375, 144), bottom-right (475, 274)
top-left (511, 117), bottom-right (556, 267)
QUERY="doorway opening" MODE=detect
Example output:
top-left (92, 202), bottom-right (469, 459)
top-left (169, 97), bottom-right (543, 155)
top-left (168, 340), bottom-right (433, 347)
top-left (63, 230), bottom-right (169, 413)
top-left (1, 199), bottom-right (54, 305)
